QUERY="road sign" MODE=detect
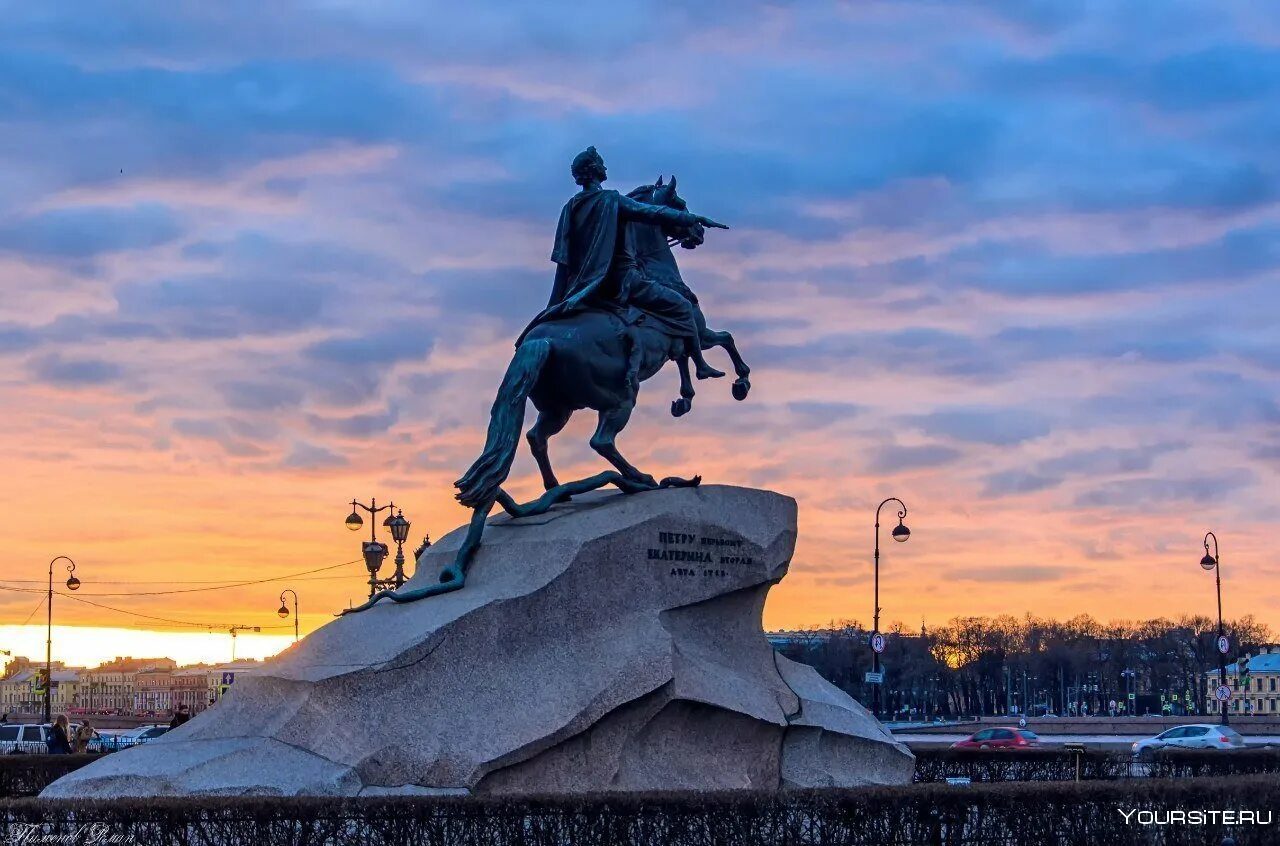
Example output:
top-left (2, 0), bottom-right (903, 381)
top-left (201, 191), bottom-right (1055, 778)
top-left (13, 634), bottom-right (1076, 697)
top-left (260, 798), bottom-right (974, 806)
top-left (221, 672), bottom-right (235, 686)
top-left (869, 632), bottom-right (886, 654)
top-left (864, 671), bottom-right (884, 684)
top-left (1128, 692), bottom-right (1135, 700)
top-left (1218, 635), bottom-right (1231, 655)
top-left (1018, 716), bottom-right (1027, 728)
top-left (1215, 685), bottom-right (1232, 703)
top-left (1109, 699), bottom-right (1117, 710)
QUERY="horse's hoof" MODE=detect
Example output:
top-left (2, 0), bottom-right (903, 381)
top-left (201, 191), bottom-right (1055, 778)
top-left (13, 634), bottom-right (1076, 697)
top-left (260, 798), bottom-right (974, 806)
top-left (671, 398), bottom-right (692, 417)
top-left (732, 378), bottom-right (750, 401)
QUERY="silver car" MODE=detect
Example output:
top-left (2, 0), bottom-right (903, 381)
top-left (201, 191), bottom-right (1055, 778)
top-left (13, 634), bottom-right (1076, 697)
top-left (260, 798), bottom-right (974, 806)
top-left (0, 724), bottom-right (50, 754)
top-left (1132, 724), bottom-right (1245, 759)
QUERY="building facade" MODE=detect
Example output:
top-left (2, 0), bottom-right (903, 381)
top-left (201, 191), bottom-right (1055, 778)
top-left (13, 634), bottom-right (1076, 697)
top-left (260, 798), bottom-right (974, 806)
top-left (0, 670), bottom-right (40, 715)
top-left (133, 668), bottom-right (174, 714)
top-left (170, 668), bottom-right (213, 714)
top-left (1205, 646), bottom-right (1280, 715)
top-left (79, 657), bottom-right (177, 713)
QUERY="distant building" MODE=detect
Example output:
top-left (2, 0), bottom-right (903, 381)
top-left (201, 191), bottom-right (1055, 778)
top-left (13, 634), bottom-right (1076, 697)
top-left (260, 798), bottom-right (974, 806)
top-left (1205, 645), bottom-right (1280, 715)
top-left (133, 667), bottom-right (174, 714)
top-left (170, 668), bottom-right (213, 714)
top-left (766, 630), bottom-right (834, 650)
top-left (0, 670), bottom-right (39, 714)
top-left (0, 668), bottom-right (83, 715)
top-left (80, 657), bottom-right (177, 713)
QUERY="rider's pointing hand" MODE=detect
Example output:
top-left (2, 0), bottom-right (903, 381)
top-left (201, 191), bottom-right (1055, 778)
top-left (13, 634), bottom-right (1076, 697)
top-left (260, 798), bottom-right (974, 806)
top-left (694, 215), bottom-right (729, 230)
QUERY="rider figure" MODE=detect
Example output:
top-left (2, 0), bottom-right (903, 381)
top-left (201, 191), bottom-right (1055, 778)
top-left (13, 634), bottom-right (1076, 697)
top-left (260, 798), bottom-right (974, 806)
top-left (518, 146), bottom-right (727, 383)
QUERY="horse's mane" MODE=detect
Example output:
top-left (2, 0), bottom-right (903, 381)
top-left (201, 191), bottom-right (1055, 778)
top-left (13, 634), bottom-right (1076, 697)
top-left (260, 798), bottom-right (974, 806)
top-left (626, 184), bottom-right (655, 200)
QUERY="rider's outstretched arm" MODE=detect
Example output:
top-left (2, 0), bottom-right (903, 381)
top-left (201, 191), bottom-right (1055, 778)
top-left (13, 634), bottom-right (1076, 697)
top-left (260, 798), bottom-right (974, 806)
top-left (618, 194), bottom-right (696, 228)
top-left (619, 195), bottom-right (729, 230)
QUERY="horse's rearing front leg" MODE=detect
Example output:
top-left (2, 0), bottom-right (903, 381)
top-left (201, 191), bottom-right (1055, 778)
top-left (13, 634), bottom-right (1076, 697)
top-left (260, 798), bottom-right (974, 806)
top-left (703, 327), bottom-right (750, 401)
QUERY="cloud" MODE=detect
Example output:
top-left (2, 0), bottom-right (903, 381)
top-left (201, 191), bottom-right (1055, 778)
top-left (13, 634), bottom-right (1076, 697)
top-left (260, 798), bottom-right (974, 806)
top-left (303, 328), bottom-right (433, 367)
top-left (28, 353), bottom-right (123, 386)
top-left (218, 380), bottom-right (304, 412)
top-left (908, 407), bottom-right (1051, 446)
top-left (282, 440), bottom-right (347, 470)
top-left (0, 204), bottom-right (182, 260)
top-left (306, 405), bottom-right (399, 438)
top-left (980, 470), bottom-right (1061, 498)
top-left (1, 0), bottom-right (1279, 633)
top-left (786, 401), bottom-right (862, 427)
top-left (1073, 475), bottom-right (1254, 509)
top-left (866, 444), bottom-right (962, 473)
top-left (943, 565), bottom-right (1072, 584)
top-left (116, 273), bottom-right (328, 339)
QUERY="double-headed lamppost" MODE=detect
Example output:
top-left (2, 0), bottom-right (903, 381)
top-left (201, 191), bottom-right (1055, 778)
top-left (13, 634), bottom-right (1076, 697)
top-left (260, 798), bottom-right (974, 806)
top-left (346, 498), bottom-right (413, 598)
top-left (1200, 531), bottom-right (1228, 726)
top-left (871, 498), bottom-right (910, 721)
top-left (44, 556), bottom-right (81, 723)
top-left (277, 589), bottom-right (299, 642)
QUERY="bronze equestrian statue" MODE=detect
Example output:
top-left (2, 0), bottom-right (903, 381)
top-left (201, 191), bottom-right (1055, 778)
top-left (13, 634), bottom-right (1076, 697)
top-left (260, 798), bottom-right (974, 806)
top-left (345, 147), bottom-right (750, 612)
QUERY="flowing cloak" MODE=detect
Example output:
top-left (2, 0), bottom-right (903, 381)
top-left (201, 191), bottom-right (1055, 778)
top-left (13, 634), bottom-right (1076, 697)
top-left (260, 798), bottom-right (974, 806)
top-left (517, 187), bottom-right (692, 346)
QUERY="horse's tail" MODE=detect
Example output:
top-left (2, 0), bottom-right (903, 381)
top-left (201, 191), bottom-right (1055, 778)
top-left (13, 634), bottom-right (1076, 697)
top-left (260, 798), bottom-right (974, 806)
top-left (454, 338), bottom-right (552, 509)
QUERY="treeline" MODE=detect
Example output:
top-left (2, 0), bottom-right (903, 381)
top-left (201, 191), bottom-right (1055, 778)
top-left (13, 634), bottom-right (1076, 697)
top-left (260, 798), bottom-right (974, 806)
top-left (772, 614), bottom-right (1272, 718)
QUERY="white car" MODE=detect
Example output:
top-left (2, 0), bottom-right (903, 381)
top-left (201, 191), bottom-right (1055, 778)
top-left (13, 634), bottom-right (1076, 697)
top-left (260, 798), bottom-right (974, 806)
top-left (0, 724), bottom-right (50, 754)
top-left (1132, 724), bottom-right (1245, 759)
top-left (87, 724), bottom-right (170, 752)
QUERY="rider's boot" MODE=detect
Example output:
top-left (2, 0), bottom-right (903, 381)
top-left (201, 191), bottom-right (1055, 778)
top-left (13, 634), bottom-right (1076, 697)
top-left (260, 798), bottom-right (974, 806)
top-left (689, 339), bottom-right (724, 380)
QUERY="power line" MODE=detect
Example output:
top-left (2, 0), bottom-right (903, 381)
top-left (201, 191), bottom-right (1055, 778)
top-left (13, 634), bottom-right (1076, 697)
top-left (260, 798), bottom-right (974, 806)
top-left (0, 583), bottom-right (291, 632)
top-left (0, 555), bottom-right (376, 630)
top-left (55, 591), bottom-right (293, 631)
top-left (57, 559), bottom-right (363, 597)
top-left (0, 558), bottom-right (362, 591)
top-left (20, 596), bottom-right (46, 627)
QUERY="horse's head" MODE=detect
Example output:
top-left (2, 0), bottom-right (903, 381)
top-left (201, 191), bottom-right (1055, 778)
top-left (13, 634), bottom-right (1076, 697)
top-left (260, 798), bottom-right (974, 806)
top-left (628, 175), bottom-right (704, 250)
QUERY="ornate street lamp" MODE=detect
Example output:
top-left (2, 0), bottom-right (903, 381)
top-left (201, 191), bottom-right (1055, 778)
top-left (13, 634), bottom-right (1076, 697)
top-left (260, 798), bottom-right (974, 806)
top-left (277, 589), bottom-right (299, 642)
top-left (345, 498), bottom-right (413, 598)
top-left (386, 510), bottom-right (411, 588)
top-left (1201, 531), bottom-right (1228, 726)
top-left (871, 498), bottom-right (910, 721)
top-left (44, 556), bottom-right (80, 723)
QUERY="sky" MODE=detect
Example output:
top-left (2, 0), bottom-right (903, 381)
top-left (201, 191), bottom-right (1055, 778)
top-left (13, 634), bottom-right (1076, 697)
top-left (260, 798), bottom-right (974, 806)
top-left (1, 1), bottom-right (1277, 667)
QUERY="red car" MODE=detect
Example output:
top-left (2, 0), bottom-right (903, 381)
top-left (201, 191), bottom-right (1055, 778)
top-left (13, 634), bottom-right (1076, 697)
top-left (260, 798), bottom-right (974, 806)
top-left (950, 727), bottom-right (1041, 750)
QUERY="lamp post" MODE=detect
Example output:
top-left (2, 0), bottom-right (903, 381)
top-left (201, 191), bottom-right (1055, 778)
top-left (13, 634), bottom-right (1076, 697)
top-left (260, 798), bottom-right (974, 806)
top-left (1121, 668), bottom-right (1135, 716)
top-left (277, 589), bottom-right (299, 642)
top-left (346, 498), bottom-right (414, 598)
top-left (386, 510), bottom-right (412, 588)
top-left (44, 556), bottom-right (80, 723)
top-left (871, 497), bottom-right (910, 721)
top-left (1200, 531), bottom-right (1228, 726)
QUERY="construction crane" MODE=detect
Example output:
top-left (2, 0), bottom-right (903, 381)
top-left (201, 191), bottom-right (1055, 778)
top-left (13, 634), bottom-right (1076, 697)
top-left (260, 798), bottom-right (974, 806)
top-left (224, 625), bottom-right (261, 661)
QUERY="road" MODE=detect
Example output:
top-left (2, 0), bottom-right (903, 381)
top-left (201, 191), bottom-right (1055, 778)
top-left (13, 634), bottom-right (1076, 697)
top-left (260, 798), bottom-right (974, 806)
top-left (899, 732), bottom-right (1278, 748)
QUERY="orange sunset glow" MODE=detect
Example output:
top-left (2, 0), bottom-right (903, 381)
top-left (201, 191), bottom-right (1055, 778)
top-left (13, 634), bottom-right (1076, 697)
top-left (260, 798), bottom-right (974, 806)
top-left (2, 3), bottom-right (1278, 671)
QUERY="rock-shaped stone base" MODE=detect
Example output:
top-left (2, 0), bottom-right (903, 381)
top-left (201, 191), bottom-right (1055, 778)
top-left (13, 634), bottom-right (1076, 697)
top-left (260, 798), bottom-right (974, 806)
top-left (44, 485), bottom-right (912, 797)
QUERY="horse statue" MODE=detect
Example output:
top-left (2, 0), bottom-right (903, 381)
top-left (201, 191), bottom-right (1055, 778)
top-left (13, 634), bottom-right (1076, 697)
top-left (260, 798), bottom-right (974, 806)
top-left (344, 170), bottom-right (749, 613)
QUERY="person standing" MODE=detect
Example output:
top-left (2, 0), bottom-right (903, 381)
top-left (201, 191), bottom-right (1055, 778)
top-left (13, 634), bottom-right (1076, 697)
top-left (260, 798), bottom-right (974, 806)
top-left (74, 721), bottom-right (94, 753)
top-left (169, 704), bottom-right (190, 729)
top-left (47, 715), bottom-right (73, 754)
